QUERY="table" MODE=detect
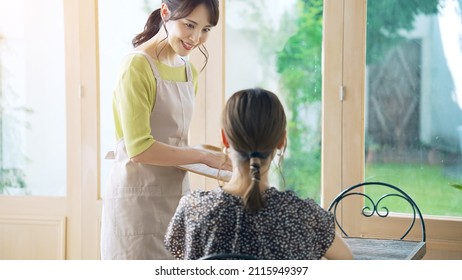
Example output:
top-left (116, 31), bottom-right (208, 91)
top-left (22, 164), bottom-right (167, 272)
top-left (345, 237), bottom-right (426, 260)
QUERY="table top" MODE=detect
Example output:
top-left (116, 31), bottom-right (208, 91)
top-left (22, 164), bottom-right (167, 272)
top-left (345, 237), bottom-right (426, 260)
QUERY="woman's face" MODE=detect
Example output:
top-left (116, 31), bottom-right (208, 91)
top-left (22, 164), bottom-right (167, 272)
top-left (165, 4), bottom-right (214, 57)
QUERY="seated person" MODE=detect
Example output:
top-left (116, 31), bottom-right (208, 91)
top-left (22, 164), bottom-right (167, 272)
top-left (164, 88), bottom-right (353, 260)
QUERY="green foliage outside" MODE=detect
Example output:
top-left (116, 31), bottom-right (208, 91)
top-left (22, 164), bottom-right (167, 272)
top-left (366, 0), bottom-right (440, 64)
top-left (0, 168), bottom-right (27, 194)
top-left (275, 0), bottom-right (441, 201)
top-left (0, 33), bottom-right (31, 195)
top-left (451, 183), bottom-right (462, 191)
top-left (276, 0), bottom-right (323, 201)
top-left (366, 163), bottom-right (462, 216)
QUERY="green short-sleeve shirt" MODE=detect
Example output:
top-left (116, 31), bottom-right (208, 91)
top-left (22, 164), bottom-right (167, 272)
top-left (112, 54), bottom-right (198, 158)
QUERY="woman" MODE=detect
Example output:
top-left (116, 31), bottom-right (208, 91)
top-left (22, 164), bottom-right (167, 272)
top-left (165, 88), bottom-right (353, 260)
top-left (101, 0), bottom-right (230, 260)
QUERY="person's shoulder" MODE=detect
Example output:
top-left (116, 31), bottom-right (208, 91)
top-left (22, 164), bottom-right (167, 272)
top-left (267, 187), bottom-right (324, 209)
top-left (122, 52), bottom-right (151, 68)
top-left (267, 187), bottom-right (302, 201)
top-left (115, 52), bottom-right (153, 81)
top-left (181, 187), bottom-right (223, 204)
top-left (177, 188), bottom-right (226, 215)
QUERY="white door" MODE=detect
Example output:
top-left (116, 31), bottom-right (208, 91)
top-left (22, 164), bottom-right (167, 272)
top-left (0, 0), bottom-right (73, 259)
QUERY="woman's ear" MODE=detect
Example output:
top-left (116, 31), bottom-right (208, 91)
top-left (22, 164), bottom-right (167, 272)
top-left (160, 3), bottom-right (170, 21)
top-left (277, 130), bottom-right (287, 150)
top-left (221, 129), bottom-right (229, 148)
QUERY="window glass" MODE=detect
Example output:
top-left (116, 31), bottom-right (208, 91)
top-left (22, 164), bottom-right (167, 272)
top-left (225, 0), bottom-right (323, 200)
top-left (365, 0), bottom-right (462, 216)
top-left (0, 0), bottom-right (66, 196)
top-left (98, 0), bottom-right (161, 191)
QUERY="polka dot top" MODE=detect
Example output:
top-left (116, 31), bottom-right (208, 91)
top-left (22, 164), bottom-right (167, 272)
top-left (164, 187), bottom-right (335, 260)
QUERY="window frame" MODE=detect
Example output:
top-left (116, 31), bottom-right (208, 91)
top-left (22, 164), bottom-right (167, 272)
top-left (195, 0), bottom-right (462, 259)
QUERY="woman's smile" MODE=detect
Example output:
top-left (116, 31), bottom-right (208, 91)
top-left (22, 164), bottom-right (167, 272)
top-left (181, 40), bottom-right (194, 51)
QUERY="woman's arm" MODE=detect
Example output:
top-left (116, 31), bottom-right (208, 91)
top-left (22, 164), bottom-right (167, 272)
top-left (131, 141), bottom-right (232, 171)
top-left (323, 232), bottom-right (354, 260)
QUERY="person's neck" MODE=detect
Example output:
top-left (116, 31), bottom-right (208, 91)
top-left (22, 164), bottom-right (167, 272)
top-left (222, 169), bottom-right (271, 197)
top-left (137, 36), bottom-right (184, 67)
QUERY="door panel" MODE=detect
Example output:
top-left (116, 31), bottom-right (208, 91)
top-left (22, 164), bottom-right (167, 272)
top-left (0, 0), bottom-right (70, 260)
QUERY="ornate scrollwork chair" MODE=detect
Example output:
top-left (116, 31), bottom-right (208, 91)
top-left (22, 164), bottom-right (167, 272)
top-left (328, 181), bottom-right (426, 242)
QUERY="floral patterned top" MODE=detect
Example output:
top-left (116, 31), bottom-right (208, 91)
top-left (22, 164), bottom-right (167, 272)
top-left (164, 187), bottom-right (335, 260)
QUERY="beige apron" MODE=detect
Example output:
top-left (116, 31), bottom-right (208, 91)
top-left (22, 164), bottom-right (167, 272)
top-left (101, 51), bottom-right (194, 259)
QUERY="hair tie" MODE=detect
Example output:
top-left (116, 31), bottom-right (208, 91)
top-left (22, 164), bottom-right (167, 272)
top-left (249, 152), bottom-right (261, 158)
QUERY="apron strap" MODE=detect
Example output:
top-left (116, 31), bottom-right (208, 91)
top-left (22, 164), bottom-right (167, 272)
top-left (131, 50), bottom-right (161, 79)
top-left (181, 58), bottom-right (193, 83)
top-left (132, 51), bottom-right (192, 83)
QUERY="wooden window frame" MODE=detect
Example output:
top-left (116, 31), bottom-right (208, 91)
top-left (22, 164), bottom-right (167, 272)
top-left (194, 0), bottom-right (462, 259)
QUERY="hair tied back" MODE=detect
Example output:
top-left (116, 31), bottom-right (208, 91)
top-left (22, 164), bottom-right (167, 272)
top-left (249, 152), bottom-right (262, 158)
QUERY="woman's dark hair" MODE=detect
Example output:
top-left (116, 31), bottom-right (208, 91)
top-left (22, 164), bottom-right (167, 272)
top-left (132, 0), bottom-right (219, 70)
top-left (222, 88), bottom-right (287, 212)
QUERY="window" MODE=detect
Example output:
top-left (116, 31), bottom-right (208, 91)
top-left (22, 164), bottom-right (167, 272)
top-left (225, 0), bottom-right (323, 201)
top-left (335, 0), bottom-right (462, 258)
top-left (364, 0), bottom-right (462, 217)
top-left (0, 0), bottom-right (66, 196)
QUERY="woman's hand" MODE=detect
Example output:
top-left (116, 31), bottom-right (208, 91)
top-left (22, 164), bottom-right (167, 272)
top-left (194, 144), bottom-right (232, 171)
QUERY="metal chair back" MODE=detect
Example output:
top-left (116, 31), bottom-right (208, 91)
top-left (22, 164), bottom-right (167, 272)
top-left (327, 181), bottom-right (426, 241)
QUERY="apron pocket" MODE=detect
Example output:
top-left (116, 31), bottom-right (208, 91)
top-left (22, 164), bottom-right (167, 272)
top-left (114, 186), bottom-right (166, 236)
